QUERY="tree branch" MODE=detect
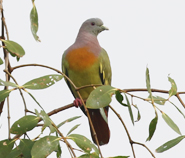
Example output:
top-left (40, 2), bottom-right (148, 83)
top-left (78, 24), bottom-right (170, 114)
top-left (123, 88), bottom-right (185, 108)
top-left (109, 105), bottom-right (156, 158)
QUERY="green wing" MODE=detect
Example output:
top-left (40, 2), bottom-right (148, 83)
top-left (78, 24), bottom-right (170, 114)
top-left (99, 48), bottom-right (112, 86)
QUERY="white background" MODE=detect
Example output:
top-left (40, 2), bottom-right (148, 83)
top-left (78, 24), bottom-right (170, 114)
top-left (1, 0), bottom-right (185, 158)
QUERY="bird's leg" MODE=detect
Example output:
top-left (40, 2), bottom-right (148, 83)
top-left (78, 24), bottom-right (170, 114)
top-left (73, 98), bottom-right (83, 108)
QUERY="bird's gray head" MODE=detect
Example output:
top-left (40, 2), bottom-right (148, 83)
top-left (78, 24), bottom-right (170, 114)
top-left (79, 18), bottom-right (108, 36)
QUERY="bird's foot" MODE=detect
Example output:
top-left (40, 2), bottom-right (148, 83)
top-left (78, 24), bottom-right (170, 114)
top-left (73, 98), bottom-right (83, 108)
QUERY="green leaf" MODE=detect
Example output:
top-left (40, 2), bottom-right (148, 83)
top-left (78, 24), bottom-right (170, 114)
top-left (67, 124), bottom-right (80, 135)
top-left (100, 107), bottom-right (108, 123)
top-left (162, 112), bottom-right (181, 135)
top-left (0, 139), bottom-right (15, 157)
top-left (56, 143), bottom-right (62, 158)
top-left (30, 3), bottom-right (40, 41)
top-left (7, 139), bottom-right (35, 158)
top-left (10, 115), bottom-right (39, 135)
top-left (156, 135), bottom-right (184, 153)
top-left (152, 96), bottom-right (166, 105)
top-left (124, 94), bottom-right (134, 125)
top-left (0, 79), bottom-right (19, 88)
top-left (170, 101), bottom-right (185, 118)
top-left (0, 57), bottom-right (3, 65)
top-left (19, 139), bottom-right (35, 158)
top-left (115, 90), bottom-right (127, 107)
top-left (23, 74), bottom-right (63, 89)
top-left (31, 136), bottom-right (59, 158)
top-left (6, 147), bottom-right (22, 158)
top-left (78, 153), bottom-right (99, 158)
top-left (0, 90), bottom-right (11, 102)
top-left (168, 76), bottom-right (177, 97)
top-left (37, 110), bottom-right (56, 133)
top-left (146, 116), bottom-right (158, 141)
top-left (133, 104), bottom-right (141, 122)
top-left (146, 67), bottom-right (152, 97)
top-left (86, 85), bottom-right (117, 109)
top-left (68, 134), bottom-right (99, 155)
top-left (1, 40), bottom-right (25, 59)
top-left (57, 116), bottom-right (81, 128)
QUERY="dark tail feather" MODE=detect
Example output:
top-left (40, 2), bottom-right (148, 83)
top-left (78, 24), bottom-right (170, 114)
top-left (88, 107), bottom-right (110, 145)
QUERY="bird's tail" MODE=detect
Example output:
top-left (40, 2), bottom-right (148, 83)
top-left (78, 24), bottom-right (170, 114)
top-left (88, 107), bottom-right (110, 145)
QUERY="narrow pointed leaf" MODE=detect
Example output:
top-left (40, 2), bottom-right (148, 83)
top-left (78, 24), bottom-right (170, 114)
top-left (0, 79), bottom-right (18, 88)
top-left (146, 116), bottom-right (158, 141)
top-left (68, 134), bottom-right (99, 155)
top-left (162, 112), bottom-right (181, 135)
top-left (168, 76), bottom-right (177, 97)
top-left (7, 139), bottom-right (35, 158)
top-left (133, 104), bottom-right (141, 122)
top-left (30, 3), bottom-right (40, 41)
top-left (156, 135), bottom-right (184, 153)
top-left (31, 136), bottom-right (59, 158)
top-left (0, 139), bottom-right (15, 157)
top-left (86, 85), bottom-right (116, 109)
top-left (146, 67), bottom-right (152, 97)
top-left (56, 143), bottom-right (62, 158)
top-left (67, 124), bottom-right (80, 135)
top-left (100, 107), bottom-right (108, 123)
top-left (0, 90), bottom-right (11, 102)
top-left (37, 110), bottom-right (56, 133)
top-left (124, 94), bottom-right (134, 125)
top-left (10, 115), bottom-right (39, 135)
top-left (57, 116), bottom-right (81, 128)
top-left (0, 57), bottom-right (3, 65)
top-left (170, 101), bottom-right (185, 118)
top-left (1, 40), bottom-right (25, 58)
top-left (23, 74), bottom-right (63, 89)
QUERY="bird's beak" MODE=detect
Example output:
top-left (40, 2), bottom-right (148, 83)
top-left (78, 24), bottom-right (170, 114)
top-left (101, 25), bottom-right (109, 31)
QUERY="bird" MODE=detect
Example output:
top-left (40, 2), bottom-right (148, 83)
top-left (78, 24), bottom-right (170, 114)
top-left (62, 18), bottom-right (112, 145)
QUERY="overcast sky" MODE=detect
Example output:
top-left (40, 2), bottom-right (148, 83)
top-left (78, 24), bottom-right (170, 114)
top-left (1, 0), bottom-right (185, 158)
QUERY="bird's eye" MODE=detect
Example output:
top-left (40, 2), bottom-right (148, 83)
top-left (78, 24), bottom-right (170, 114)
top-left (91, 22), bottom-right (95, 26)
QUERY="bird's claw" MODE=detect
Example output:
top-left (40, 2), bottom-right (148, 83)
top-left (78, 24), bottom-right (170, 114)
top-left (73, 98), bottom-right (83, 108)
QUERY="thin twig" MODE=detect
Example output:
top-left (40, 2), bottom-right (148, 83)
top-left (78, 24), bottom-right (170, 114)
top-left (109, 105), bottom-right (156, 158)
top-left (123, 88), bottom-right (185, 108)
top-left (133, 141), bottom-right (156, 158)
top-left (6, 97), bottom-right (11, 139)
top-left (125, 92), bottom-right (147, 101)
top-left (76, 84), bottom-right (102, 91)
top-left (176, 93), bottom-right (185, 108)
top-left (47, 103), bottom-right (74, 116)
top-left (52, 122), bottom-right (76, 158)
top-left (123, 88), bottom-right (169, 93)
top-left (2, 13), bottom-right (9, 40)
top-left (109, 105), bottom-right (136, 158)
top-left (4, 69), bottom-right (28, 115)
